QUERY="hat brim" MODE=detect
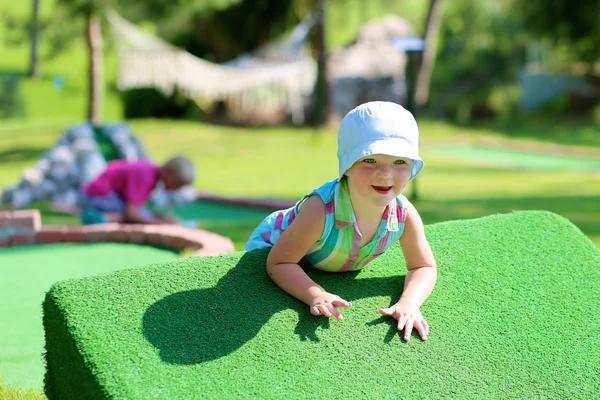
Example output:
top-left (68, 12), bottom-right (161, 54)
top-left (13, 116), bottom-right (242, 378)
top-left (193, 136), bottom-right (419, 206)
top-left (338, 138), bottom-right (424, 181)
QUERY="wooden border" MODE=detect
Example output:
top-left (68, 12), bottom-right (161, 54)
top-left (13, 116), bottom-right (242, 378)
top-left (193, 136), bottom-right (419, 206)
top-left (0, 210), bottom-right (234, 257)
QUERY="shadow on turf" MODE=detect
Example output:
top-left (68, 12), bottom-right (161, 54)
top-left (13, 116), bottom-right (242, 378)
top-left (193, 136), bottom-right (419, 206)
top-left (142, 249), bottom-right (408, 365)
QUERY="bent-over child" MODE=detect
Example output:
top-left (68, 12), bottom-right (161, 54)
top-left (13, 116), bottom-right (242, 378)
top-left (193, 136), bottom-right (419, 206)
top-left (80, 155), bottom-right (195, 225)
top-left (246, 101), bottom-right (437, 341)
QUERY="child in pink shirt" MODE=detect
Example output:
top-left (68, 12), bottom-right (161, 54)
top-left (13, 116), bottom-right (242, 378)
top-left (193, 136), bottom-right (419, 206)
top-left (80, 156), bottom-right (195, 225)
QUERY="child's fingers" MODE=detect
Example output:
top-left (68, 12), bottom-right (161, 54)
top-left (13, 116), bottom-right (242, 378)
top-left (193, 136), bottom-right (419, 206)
top-left (396, 315), bottom-right (407, 332)
top-left (414, 320), bottom-right (428, 341)
top-left (330, 306), bottom-right (344, 320)
top-left (379, 307), bottom-right (393, 316)
top-left (311, 304), bottom-right (344, 320)
top-left (318, 305), bottom-right (332, 318)
top-left (332, 298), bottom-right (352, 308)
top-left (422, 319), bottom-right (429, 336)
top-left (403, 320), bottom-right (414, 341)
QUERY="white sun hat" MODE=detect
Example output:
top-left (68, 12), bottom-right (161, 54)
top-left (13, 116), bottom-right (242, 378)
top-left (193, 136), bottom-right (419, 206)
top-left (337, 101), bottom-right (424, 181)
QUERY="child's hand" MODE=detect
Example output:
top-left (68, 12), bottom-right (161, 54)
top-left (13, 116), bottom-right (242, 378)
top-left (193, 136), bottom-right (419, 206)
top-left (310, 292), bottom-right (352, 320)
top-left (379, 300), bottom-right (429, 341)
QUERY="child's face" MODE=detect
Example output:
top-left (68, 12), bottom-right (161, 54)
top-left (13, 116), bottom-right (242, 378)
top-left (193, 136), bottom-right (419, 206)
top-left (344, 154), bottom-right (412, 207)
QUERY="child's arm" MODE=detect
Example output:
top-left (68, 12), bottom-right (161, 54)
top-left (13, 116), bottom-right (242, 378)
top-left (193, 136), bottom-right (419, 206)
top-left (123, 204), bottom-right (178, 225)
top-left (267, 195), bottom-right (352, 320)
top-left (379, 200), bottom-right (437, 341)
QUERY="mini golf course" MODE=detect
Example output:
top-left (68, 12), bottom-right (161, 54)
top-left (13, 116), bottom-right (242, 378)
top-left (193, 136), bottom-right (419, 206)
top-left (0, 198), bottom-right (276, 393)
top-left (0, 207), bottom-right (236, 392)
top-left (174, 198), bottom-right (278, 222)
top-left (174, 198), bottom-right (285, 249)
top-left (43, 211), bottom-right (600, 399)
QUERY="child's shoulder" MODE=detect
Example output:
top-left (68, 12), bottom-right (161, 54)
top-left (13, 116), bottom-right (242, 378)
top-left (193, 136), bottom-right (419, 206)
top-left (303, 178), bottom-right (339, 203)
top-left (315, 178), bottom-right (339, 194)
top-left (395, 192), bottom-right (410, 207)
top-left (298, 194), bottom-right (326, 216)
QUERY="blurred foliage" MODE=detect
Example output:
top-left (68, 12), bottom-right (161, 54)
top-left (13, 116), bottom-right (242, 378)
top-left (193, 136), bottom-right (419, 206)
top-left (1, 0), bottom-right (246, 61)
top-left (2, 0), bottom-right (598, 122)
top-left (324, 0), bottom-right (426, 50)
top-left (429, 0), bottom-right (600, 121)
top-left (55, 0), bottom-right (242, 17)
top-left (0, 73), bottom-right (26, 118)
top-left (429, 0), bottom-right (528, 121)
top-left (122, 87), bottom-right (199, 119)
top-left (160, 0), bottom-right (315, 62)
top-left (517, 0), bottom-right (600, 68)
top-left (0, 2), bottom-right (80, 61)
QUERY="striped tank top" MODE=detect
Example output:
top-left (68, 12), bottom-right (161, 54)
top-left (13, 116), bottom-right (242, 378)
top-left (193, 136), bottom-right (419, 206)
top-left (245, 177), bottom-right (407, 272)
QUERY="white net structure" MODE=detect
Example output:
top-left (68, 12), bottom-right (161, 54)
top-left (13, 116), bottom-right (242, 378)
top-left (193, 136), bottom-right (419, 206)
top-left (106, 10), bottom-right (317, 124)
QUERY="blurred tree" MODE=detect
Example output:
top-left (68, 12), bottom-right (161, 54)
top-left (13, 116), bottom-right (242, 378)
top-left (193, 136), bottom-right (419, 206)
top-left (517, 0), bottom-right (600, 67)
top-left (429, 0), bottom-right (527, 121)
top-left (312, 0), bottom-right (328, 126)
top-left (159, 0), bottom-right (316, 62)
top-left (40, 0), bottom-right (317, 124)
top-left (415, 0), bottom-right (445, 109)
top-left (5, 0), bottom-right (319, 123)
top-left (134, 0), bottom-right (321, 122)
top-left (87, 7), bottom-right (103, 127)
top-left (428, 0), bottom-right (600, 121)
top-left (1, 1), bottom-right (56, 76)
top-left (48, 0), bottom-right (244, 126)
top-left (29, 0), bottom-right (41, 79)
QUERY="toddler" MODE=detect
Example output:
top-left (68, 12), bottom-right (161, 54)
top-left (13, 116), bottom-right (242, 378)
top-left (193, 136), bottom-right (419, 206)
top-left (80, 155), bottom-right (195, 225)
top-left (246, 102), bottom-right (437, 341)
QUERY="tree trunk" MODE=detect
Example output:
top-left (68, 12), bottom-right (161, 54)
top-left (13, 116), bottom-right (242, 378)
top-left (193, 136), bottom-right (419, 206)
top-left (415, 0), bottom-right (445, 108)
top-left (86, 11), bottom-right (103, 126)
top-left (29, 0), bottom-right (40, 79)
top-left (312, 0), bottom-right (329, 127)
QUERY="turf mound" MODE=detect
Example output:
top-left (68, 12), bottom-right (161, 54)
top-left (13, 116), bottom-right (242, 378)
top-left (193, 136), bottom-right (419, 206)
top-left (43, 211), bottom-right (600, 399)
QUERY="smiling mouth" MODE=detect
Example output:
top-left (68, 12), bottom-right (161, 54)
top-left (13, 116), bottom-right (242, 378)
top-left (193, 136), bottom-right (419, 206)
top-left (372, 186), bottom-right (392, 194)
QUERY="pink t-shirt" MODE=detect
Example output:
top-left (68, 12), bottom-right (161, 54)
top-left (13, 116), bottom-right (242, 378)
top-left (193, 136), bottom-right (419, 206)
top-left (83, 160), bottom-right (160, 207)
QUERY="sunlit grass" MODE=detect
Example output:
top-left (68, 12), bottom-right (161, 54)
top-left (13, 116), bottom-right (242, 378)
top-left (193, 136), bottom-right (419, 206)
top-left (0, 381), bottom-right (46, 400)
top-left (3, 118), bottom-right (598, 251)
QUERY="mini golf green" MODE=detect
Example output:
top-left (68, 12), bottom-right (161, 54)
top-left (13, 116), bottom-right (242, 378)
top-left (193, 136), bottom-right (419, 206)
top-left (430, 144), bottom-right (600, 171)
top-left (0, 242), bottom-right (176, 389)
top-left (175, 199), bottom-right (278, 249)
top-left (174, 198), bottom-right (275, 222)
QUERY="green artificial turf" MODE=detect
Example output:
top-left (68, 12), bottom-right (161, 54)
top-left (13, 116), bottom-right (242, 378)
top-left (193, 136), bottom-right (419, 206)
top-left (430, 144), bottom-right (600, 171)
top-left (0, 243), bottom-right (176, 390)
top-left (174, 199), bottom-right (274, 221)
top-left (43, 211), bottom-right (600, 399)
top-left (173, 199), bottom-right (276, 250)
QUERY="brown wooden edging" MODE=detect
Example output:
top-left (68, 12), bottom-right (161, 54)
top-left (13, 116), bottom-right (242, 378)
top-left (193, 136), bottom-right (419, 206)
top-left (0, 209), bottom-right (234, 257)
